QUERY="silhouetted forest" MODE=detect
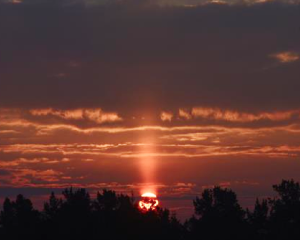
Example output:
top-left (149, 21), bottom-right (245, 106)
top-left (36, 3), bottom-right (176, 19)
top-left (1, 179), bottom-right (300, 240)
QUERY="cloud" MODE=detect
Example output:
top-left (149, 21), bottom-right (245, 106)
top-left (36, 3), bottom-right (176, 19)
top-left (2, 140), bottom-right (300, 160)
top-left (160, 111), bottom-right (173, 121)
top-left (30, 108), bottom-right (122, 124)
top-left (191, 107), bottom-right (299, 122)
top-left (270, 51), bottom-right (299, 63)
top-left (179, 109), bottom-right (192, 120)
top-left (0, 1), bottom-right (300, 113)
top-left (6, 168), bottom-right (64, 187)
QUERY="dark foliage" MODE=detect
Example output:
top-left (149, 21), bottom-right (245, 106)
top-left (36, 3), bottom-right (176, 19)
top-left (1, 179), bottom-right (300, 240)
top-left (186, 186), bottom-right (246, 240)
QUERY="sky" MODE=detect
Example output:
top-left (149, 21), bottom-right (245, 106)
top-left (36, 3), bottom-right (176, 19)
top-left (0, 0), bottom-right (300, 220)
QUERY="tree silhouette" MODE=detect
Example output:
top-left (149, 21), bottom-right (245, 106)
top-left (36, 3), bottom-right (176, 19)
top-left (0, 195), bottom-right (41, 239)
top-left (1, 180), bottom-right (300, 240)
top-left (247, 198), bottom-right (269, 240)
top-left (44, 192), bottom-right (62, 219)
top-left (45, 188), bottom-right (92, 240)
top-left (0, 198), bottom-right (16, 233)
top-left (269, 179), bottom-right (300, 240)
top-left (187, 186), bottom-right (246, 240)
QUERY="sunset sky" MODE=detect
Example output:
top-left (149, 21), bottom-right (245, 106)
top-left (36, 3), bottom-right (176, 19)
top-left (0, 0), bottom-right (300, 219)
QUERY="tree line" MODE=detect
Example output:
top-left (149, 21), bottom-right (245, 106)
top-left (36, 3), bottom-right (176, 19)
top-left (1, 179), bottom-right (300, 240)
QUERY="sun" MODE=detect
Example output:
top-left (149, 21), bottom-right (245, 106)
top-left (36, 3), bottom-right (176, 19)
top-left (141, 192), bottom-right (157, 198)
top-left (139, 192), bottom-right (159, 211)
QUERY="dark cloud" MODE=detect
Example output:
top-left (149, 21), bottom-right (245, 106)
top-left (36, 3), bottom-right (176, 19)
top-left (0, 1), bottom-right (299, 114)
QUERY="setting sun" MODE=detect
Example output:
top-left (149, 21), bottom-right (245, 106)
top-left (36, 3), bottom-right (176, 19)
top-left (139, 192), bottom-right (159, 211)
top-left (141, 192), bottom-right (157, 198)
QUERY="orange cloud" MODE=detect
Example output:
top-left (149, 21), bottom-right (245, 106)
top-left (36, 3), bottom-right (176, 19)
top-left (179, 109), bottom-right (192, 120)
top-left (270, 51), bottom-right (299, 63)
top-left (9, 168), bottom-right (63, 186)
top-left (10, 0), bottom-right (22, 4)
top-left (160, 111), bottom-right (173, 122)
top-left (191, 107), bottom-right (298, 122)
top-left (3, 141), bottom-right (299, 160)
top-left (30, 108), bottom-right (122, 124)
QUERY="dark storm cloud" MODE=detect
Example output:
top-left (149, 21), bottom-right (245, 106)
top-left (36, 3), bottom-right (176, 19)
top-left (0, 0), bottom-right (299, 115)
